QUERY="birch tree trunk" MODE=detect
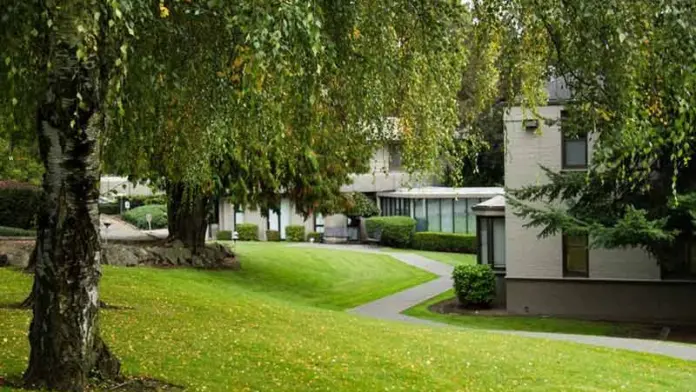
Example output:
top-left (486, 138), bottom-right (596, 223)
top-left (23, 4), bottom-right (120, 389)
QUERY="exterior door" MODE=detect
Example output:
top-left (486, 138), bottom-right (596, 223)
top-left (280, 198), bottom-right (291, 240)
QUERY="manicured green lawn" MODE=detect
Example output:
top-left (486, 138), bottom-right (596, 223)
top-left (404, 290), bottom-right (652, 337)
top-left (385, 248), bottom-right (476, 266)
top-left (216, 242), bottom-right (436, 309)
top-left (1, 245), bottom-right (695, 391)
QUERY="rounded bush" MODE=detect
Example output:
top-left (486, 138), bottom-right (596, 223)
top-left (121, 204), bottom-right (168, 230)
top-left (117, 194), bottom-right (167, 209)
top-left (236, 223), bottom-right (258, 241)
top-left (365, 216), bottom-right (416, 248)
top-left (0, 181), bottom-right (41, 229)
top-left (307, 231), bottom-right (322, 243)
top-left (286, 225), bottom-right (306, 242)
top-left (412, 232), bottom-right (476, 253)
top-left (452, 264), bottom-right (496, 308)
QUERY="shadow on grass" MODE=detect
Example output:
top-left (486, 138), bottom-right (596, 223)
top-left (0, 301), bottom-right (134, 311)
top-left (1, 375), bottom-right (184, 391)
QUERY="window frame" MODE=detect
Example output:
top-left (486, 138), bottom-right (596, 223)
top-left (561, 110), bottom-right (589, 170)
top-left (313, 213), bottom-right (325, 233)
top-left (562, 233), bottom-right (589, 278)
top-left (476, 216), bottom-right (506, 272)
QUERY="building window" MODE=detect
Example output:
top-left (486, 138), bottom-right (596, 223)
top-left (561, 111), bottom-right (588, 169)
top-left (427, 199), bottom-right (441, 232)
top-left (233, 204), bottom-right (245, 229)
top-left (388, 143), bottom-right (402, 171)
top-left (661, 239), bottom-right (696, 280)
top-left (454, 199), bottom-right (468, 233)
top-left (441, 199), bottom-right (454, 233)
top-left (477, 217), bottom-right (505, 270)
top-left (314, 213), bottom-right (325, 234)
top-left (563, 234), bottom-right (589, 277)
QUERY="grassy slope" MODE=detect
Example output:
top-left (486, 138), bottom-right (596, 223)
top-left (218, 242), bottom-right (436, 309)
top-left (385, 248), bottom-right (476, 266)
top-left (0, 246), bottom-right (694, 391)
top-left (404, 290), bottom-right (650, 337)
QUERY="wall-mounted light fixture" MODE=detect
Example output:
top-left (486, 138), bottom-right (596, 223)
top-left (523, 119), bottom-right (539, 132)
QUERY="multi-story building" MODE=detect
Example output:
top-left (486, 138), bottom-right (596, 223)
top-left (480, 78), bottom-right (696, 323)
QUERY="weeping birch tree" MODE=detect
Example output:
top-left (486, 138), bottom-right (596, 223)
top-left (0, 0), bottom-right (497, 390)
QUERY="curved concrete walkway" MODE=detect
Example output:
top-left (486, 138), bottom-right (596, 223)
top-left (293, 243), bottom-right (696, 362)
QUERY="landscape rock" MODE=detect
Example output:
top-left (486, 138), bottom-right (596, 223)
top-left (0, 240), bottom-right (33, 268)
top-left (104, 245), bottom-right (139, 267)
top-left (102, 242), bottom-right (237, 269)
top-left (0, 239), bottom-right (237, 270)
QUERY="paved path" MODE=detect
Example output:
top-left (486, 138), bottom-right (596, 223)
top-left (100, 216), bottom-right (167, 241)
top-left (293, 243), bottom-right (696, 362)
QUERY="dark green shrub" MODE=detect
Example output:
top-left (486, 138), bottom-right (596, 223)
top-left (98, 202), bottom-right (120, 215)
top-left (117, 194), bottom-right (166, 209)
top-left (217, 230), bottom-right (233, 240)
top-left (266, 230), bottom-right (280, 242)
top-left (286, 225), bottom-right (305, 242)
top-left (121, 204), bottom-right (168, 230)
top-left (344, 192), bottom-right (380, 217)
top-left (365, 216), bottom-right (416, 248)
top-left (307, 231), bottom-right (322, 243)
top-left (452, 264), bottom-right (495, 308)
top-left (236, 223), bottom-right (258, 241)
top-left (0, 226), bottom-right (36, 237)
top-left (0, 182), bottom-right (41, 229)
top-left (412, 232), bottom-right (476, 253)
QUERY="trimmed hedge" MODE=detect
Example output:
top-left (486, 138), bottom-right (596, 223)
top-left (0, 226), bottom-right (37, 237)
top-left (452, 264), bottom-right (495, 308)
top-left (286, 225), bottom-right (305, 242)
top-left (365, 216), bottom-right (416, 248)
top-left (98, 203), bottom-right (120, 215)
top-left (217, 230), bottom-right (233, 241)
top-left (307, 231), bottom-right (322, 243)
top-left (412, 232), bottom-right (476, 253)
top-left (117, 194), bottom-right (167, 209)
top-left (0, 183), bottom-right (41, 229)
top-left (236, 223), bottom-right (258, 241)
top-left (266, 230), bottom-right (280, 242)
top-left (122, 204), bottom-right (168, 230)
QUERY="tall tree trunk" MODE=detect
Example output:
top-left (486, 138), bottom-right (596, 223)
top-left (23, 4), bottom-right (120, 390)
top-left (166, 182), bottom-right (211, 254)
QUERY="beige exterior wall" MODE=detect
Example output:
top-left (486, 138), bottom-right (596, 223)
top-left (100, 176), bottom-right (157, 197)
top-left (218, 198), bottom-right (313, 241)
top-left (341, 146), bottom-right (431, 193)
top-left (505, 105), bottom-right (659, 280)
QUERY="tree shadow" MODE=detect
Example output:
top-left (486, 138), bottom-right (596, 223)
top-left (1, 375), bottom-right (185, 391)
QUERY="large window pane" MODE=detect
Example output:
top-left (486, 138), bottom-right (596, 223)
top-left (563, 139), bottom-right (587, 168)
top-left (427, 199), bottom-right (441, 232)
top-left (454, 199), bottom-right (468, 233)
top-left (480, 218), bottom-right (488, 265)
top-left (441, 199), bottom-right (453, 233)
top-left (492, 219), bottom-right (506, 268)
top-left (315, 213), bottom-right (325, 234)
top-left (414, 199), bottom-right (426, 220)
top-left (564, 234), bottom-right (588, 276)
